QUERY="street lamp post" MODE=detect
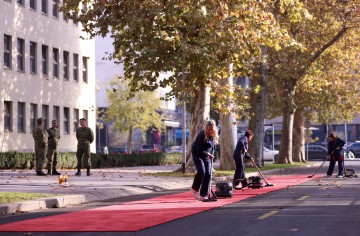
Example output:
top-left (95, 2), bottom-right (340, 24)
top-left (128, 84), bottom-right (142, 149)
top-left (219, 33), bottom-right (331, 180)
top-left (181, 29), bottom-right (186, 174)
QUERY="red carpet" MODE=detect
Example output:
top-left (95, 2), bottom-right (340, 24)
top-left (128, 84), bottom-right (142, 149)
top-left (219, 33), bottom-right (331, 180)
top-left (0, 175), bottom-right (317, 232)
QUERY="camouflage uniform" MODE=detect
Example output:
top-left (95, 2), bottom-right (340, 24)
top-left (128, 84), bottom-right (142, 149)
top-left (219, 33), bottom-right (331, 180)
top-left (76, 126), bottom-right (94, 170)
top-left (32, 126), bottom-right (48, 172)
top-left (46, 127), bottom-right (60, 171)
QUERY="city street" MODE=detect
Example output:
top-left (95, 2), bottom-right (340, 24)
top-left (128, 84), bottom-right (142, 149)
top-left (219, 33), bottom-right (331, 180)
top-left (0, 160), bottom-right (360, 236)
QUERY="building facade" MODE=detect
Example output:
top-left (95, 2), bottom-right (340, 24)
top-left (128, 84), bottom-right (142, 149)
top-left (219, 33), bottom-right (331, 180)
top-left (0, 0), bottom-right (96, 152)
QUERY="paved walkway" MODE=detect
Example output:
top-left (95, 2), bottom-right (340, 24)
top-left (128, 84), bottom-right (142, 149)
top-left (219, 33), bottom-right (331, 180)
top-left (0, 164), bottom-right (194, 215)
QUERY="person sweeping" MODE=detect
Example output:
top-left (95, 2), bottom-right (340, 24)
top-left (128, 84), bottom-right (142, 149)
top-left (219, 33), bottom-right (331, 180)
top-left (326, 132), bottom-right (345, 178)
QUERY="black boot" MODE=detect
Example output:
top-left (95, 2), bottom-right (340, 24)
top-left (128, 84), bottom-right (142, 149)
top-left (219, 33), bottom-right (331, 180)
top-left (87, 168), bottom-right (91, 176)
top-left (75, 169), bottom-right (81, 176)
top-left (52, 169), bottom-right (61, 175)
top-left (47, 169), bottom-right (52, 175)
top-left (36, 171), bottom-right (46, 176)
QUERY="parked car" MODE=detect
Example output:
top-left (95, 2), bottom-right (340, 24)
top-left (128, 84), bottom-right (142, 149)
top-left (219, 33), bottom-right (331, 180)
top-left (263, 147), bottom-right (279, 161)
top-left (109, 147), bottom-right (128, 154)
top-left (139, 145), bottom-right (162, 153)
top-left (305, 144), bottom-right (328, 160)
top-left (165, 146), bottom-right (182, 153)
top-left (347, 142), bottom-right (360, 158)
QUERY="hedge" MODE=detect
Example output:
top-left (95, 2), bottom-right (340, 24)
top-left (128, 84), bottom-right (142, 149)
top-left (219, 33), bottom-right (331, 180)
top-left (0, 151), bottom-right (182, 170)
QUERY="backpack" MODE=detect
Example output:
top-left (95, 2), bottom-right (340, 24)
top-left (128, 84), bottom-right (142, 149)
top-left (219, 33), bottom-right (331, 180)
top-left (215, 182), bottom-right (233, 198)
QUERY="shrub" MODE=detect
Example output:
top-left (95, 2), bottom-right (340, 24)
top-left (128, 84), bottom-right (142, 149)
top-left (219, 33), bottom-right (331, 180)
top-left (0, 151), bottom-right (182, 169)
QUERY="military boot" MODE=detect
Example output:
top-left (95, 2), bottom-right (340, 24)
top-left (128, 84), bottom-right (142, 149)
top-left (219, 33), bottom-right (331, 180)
top-left (75, 169), bottom-right (81, 176)
top-left (36, 171), bottom-right (46, 176)
top-left (52, 169), bottom-right (61, 175)
top-left (86, 168), bottom-right (91, 176)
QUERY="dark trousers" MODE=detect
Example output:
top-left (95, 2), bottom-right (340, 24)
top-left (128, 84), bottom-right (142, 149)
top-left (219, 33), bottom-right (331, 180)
top-left (233, 156), bottom-right (248, 187)
top-left (192, 157), bottom-right (211, 197)
top-left (76, 147), bottom-right (91, 170)
top-left (327, 159), bottom-right (344, 176)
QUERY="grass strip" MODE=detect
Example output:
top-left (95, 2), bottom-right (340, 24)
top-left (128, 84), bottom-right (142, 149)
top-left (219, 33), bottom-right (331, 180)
top-left (0, 192), bottom-right (60, 205)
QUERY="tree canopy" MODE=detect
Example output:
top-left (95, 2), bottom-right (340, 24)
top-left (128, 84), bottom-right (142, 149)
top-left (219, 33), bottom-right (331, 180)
top-left (104, 77), bottom-right (164, 151)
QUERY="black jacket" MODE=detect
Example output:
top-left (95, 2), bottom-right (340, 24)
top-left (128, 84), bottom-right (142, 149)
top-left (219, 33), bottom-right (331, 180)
top-left (233, 136), bottom-right (250, 160)
top-left (191, 130), bottom-right (215, 160)
top-left (327, 137), bottom-right (345, 160)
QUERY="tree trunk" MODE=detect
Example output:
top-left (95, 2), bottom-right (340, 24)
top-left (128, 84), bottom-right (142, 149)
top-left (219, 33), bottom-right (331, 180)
top-left (275, 86), bottom-right (296, 164)
top-left (127, 125), bottom-right (133, 154)
top-left (248, 51), bottom-right (268, 167)
top-left (219, 64), bottom-right (237, 170)
top-left (185, 82), bottom-right (210, 171)
top-left (292, 108), bottom-right (306, 162)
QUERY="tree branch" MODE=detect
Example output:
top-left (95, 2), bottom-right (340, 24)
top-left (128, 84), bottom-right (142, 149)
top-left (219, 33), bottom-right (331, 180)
top-left (302, 26), bottom-right (348, 73)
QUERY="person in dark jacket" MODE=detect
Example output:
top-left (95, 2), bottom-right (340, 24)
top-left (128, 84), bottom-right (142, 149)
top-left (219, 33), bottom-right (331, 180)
top-left (233, 130), bottom-right (254, 188)
top-left (326, 132), bottom-right (345, 178)
top-left (190, 120), bottom-right (219, 201)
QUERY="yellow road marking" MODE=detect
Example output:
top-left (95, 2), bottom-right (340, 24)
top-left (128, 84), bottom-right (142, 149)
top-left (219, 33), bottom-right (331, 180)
top-left (258, 210), bottom-right (279, 220)
top-left (297, 196), bottom-right (309, 201)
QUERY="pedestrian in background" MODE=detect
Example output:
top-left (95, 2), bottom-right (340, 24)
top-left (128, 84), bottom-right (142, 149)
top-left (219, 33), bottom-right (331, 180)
top-left (326, 132), bottom-right (345, 178)
top-left (46, 119), bottom-right (61, 175)
top-left (190, 119), bottom-right (219, 201)
top-left (233, 130), bottom-right (254, 189)
top-left (75, 118), bottom-right (94, 176)
top-left (32, 117), bottom-right (48, 176)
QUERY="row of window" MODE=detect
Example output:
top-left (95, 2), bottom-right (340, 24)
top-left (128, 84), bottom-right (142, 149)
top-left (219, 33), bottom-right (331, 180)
top-left (3, 34), bottom-right (88, 82)
top-left (4, 101), bottom-right (88, 134)
top-left (6, 0), bottom-right (72, 23)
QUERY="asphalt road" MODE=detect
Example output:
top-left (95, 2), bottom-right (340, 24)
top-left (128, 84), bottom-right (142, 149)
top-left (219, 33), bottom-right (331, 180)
top-left (1, 160), bottom-right (360, 236)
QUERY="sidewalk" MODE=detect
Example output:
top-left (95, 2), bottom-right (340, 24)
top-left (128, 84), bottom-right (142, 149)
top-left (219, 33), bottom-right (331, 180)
top-left (0, 161), bottom-right (322, 215)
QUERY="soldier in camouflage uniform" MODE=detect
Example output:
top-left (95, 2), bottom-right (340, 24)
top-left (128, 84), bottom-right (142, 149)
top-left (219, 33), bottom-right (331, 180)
top-left (46, 119), bottom-right (61, 175)
top-left (75, 118), bottom-right (94, 176)
top-left (32, 117), bottom-right (48, 176)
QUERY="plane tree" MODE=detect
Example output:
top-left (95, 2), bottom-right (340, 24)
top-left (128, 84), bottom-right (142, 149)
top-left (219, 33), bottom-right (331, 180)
top-left (61, 0), bottom-right (293, 170)
top-left (266, 0), bottom-right (360, 163)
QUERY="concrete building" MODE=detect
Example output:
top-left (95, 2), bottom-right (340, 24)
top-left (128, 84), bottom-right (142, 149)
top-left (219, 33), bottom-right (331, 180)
top-left (0, 0), bottom-right (96, 152)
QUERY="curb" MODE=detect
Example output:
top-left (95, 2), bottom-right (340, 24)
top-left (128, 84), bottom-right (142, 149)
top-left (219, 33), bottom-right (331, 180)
top-left (213, 163), bottom-right (322, 182)
top-left (0, 194), bottom-right (86, 215)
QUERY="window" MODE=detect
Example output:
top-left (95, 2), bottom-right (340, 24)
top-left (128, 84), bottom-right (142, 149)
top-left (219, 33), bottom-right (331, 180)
top-left (83, 110), bottom-right (88, 122)
top-left (73, 53), bottom-right (78, 82)
top-left (30, 103), bottom-right (38, 131)
top-left (73, 108), bottom-right (79, 132)
top-left (30, 0), bottom-right (36, 10)
top-left (30, 41), bottom-right (37, 74)
top-left (42, 45), bottom-right (48, 76)
top-left (63, 107), bottom-right (70, 134)
top-left (52, 0), bottom-right (58, 18)
top-left (18, 102), bottom-right (25, 133)
top-left (17, 0), bottom-right (24, 6)
top-left (4, 101), bottom-right (12, 132)
top-left (42, 105), bottom-right (49, 130)
top-left (4, 34), bottom-right (12, 69)
top-left (41, 0), bottom-right (48, 14)
top-left (63, 51), bottom-right (69, 80)
top-left (82, 56), bottom-right (88, 83)
top-left (74, 109), bottom-right (79, 133)
top-left (53, 48), bottom-right (59, 78)
top-left (63, 0), bottom-right (68, 21)
top-left (53, 105), bottom-right (60, 129)
top-left (17, 38), bottom-right (25, 72)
